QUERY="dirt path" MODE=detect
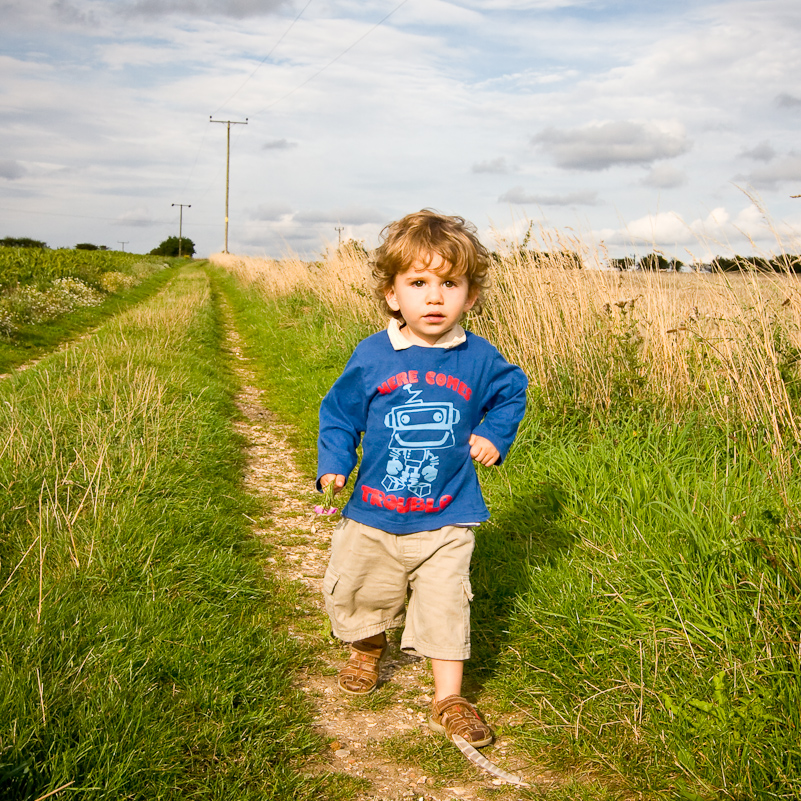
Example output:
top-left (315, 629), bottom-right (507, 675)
top-left (223, 315), bottom-right (565, 800)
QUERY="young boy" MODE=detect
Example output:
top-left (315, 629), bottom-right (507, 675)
top-left (317, 210), bottom-right (527, 747)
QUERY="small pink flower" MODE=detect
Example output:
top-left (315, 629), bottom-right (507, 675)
top-left (315, 480), bottom-right (339, 516)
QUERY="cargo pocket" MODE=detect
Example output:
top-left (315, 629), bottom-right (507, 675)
top-left (322, 569), bottom-right (341, 639)
top-left (461, 576), bottom-right (473, 646)
top-left (323, 569), bottom-right (340, 597)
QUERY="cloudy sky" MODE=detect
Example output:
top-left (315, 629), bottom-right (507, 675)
top-left (2, 0), bottom-right (801, 262)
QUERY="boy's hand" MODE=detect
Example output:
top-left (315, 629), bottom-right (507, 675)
top-left (469, 434), bottom-right (500, 466)
top-left (320, 474), bottom-right (347, 494)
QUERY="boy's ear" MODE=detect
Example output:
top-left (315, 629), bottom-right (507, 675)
top-left (464, 286), bottom-right (479, 312)
top-left (385, 288), bottom-right (401, 312)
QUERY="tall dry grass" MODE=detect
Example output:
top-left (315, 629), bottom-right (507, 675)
top-left (211, 237), bottom-right (801, 448)
top-left (211, 245), bottom-right (382, 329)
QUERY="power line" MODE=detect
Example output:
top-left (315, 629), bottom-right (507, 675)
top-left (250, 0), bottom-right (411, 117)
top-left (179, 2), bottom-right (314, 200)
top-left (211, 0), bottom-right (315, 116)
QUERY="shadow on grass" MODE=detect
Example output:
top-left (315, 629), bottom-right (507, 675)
top-left (468, 480), bottom-right (577, 684)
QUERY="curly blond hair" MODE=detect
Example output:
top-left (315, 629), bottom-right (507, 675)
top-left (371, 209), bottom-right (491, 319)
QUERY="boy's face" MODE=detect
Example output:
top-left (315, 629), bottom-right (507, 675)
top-left (385, 252), bottom-right (476, 347)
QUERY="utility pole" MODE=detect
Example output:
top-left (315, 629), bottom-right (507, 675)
top-left (118, 241), bottom-right (128, 252)
top-left (210, 116), bottom-right (248, 253)
top-left (335, 226), bottom-right (344, 247)
top-left (172, 203), bottom-right (191, 257)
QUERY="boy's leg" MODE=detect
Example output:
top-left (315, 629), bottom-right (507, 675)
top-left (429, 660), bottom-right (492, 747)
top-left (339, 631), bottom-right (387, 695)
top-left (398, 526), bottom-right (493, 747)
top-left (431, 658), bottom-right (463, 701)
top-left (323, 520), bottom-right (408, 695)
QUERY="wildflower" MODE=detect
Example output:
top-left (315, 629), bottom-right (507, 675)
top-left (314, 480), bottom-right (339, 515)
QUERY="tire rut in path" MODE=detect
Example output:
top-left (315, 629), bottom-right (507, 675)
top-left (224, 320), bottom-right (561, 801)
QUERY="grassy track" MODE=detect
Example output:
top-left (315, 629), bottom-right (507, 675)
top-left (0, 261), bottom-right (180, 374)
top-left (0, 265), bottom-right (345, 800)
top-left (215, 266), bottom-right (801, 801)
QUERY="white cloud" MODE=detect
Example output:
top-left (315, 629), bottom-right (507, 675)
top-left (115, 207), bottom-right (161, 227)
top-left (460, 1), bottom-right (591, 8)
top-left (498, 186), bottom-right (600, 206)
top-left (3, 0), bottom-right (801, 258)
top-left (294, 207), bottom-right (386, 225)
top-left (641, 165), bottom-right (687, 189)
top-left (776, 93), bottom-right (801, 109)
top-left (740, 141), bottom-right (777, 162)
top-left (250, 203), bottom-right (293, 221)
top-left (736, 152), bottom-right (801, 189)
top-left (124, 0), bottom-right (289, 19)
top-left (594, 203), bottom-right (801, 258)
top-left (472, 157), bottom-right (510, 174)
top-left (0, 160), bottom-right (27, 180)
top-left (262, 138), bottom-right (297, 150)
top-left (533, 121), bottom-right (691, 171)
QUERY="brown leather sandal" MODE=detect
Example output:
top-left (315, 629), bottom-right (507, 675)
top-left (429, 694), bottom-right (493, 747)
top-left (337, 635), bottom-right (387, 695)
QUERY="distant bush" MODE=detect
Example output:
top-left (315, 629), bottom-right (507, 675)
top-left (75, 243), bottom-right (109, 251)
top-left (150, 236), bottom-right (195, 257)
top-left (1, 236), bottom-right (47, 249)
top-left (712, 254), bottom-right (801, 272)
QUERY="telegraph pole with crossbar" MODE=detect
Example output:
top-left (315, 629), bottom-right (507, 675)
top-left (172, 203), bottom-right (191, 257)
top-left (210, 117), bottom-right (248, 253)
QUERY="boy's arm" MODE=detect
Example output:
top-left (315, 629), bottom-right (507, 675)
top-left (317, 355), bottom-right (368, 490)
top-left (472, 359), bottom-right (528, 465)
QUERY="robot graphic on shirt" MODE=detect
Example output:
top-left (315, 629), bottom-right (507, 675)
top-left (382, 384), bottom-right (460, 498)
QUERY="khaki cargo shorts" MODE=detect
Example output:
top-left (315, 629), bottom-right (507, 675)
top-left (323, 518), bottom-right (475, 661)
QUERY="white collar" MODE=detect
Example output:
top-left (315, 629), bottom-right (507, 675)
top-left (386, 317), bottom-right (466, 350)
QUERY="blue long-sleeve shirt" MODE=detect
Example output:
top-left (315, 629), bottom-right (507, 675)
top-left (317, 325), bottom-right (527, 534)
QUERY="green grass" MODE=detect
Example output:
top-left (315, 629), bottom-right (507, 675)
top-left (0, 266), bottom-right (354, 800)
top-left (0, 260), bottom-right (180, 373)
top-left (216, 272), bottom-right (801, 800)
top-left (478, 415), bottom-right (801, 799)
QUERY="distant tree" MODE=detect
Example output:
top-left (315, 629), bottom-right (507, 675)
top-left (75, 243), bottom-right (100, 250)
top-left (711, 255), bottom-right (773, 272)
top-left (608, 256), bottom-right (635, 271)
top-left (637, 253), bottom-right (671, 271)
top-left (150, 236), bottom-right (195, 257)
top-left (1, 236), bottom-right (47, 248)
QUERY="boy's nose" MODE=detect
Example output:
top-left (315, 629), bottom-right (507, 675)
top-left (426, 285), bottom-right (444, 303)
